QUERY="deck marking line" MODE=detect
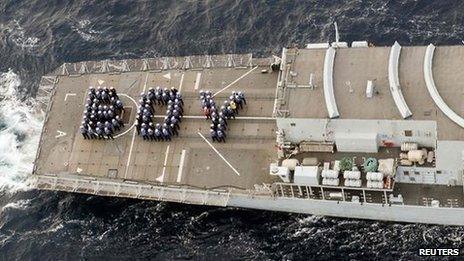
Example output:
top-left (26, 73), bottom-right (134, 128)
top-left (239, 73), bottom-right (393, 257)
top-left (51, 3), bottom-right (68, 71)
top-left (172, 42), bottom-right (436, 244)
top-left (125, 74), bottom-right (147, 179)
top-left (177, 149), bottom-right (187, 183)
top-left (163, 72), bottom-right (171, 80)
top-left (82, 91), bottom-right (88, 105)
top-left (119, 93), bottom-right (138, 106)
top-left (126, 79), bottom-right (139, 92)
top-left (178, 73), bottom-right (185, 92)
top-left (197, 132), bottom-right (240, 176)
top-left (143, 73), bottom-right (149, 92)
top-left (213, 66), bottom-right (259, 97)
top-left (124, 129), bottom-right (137, 179)
top-left (64, 93), bottom-right (76, 101)
top-left (157, 145), bottom-right (170, 182)
top-left (152, 115), bottom-right (274, 120)
top-left (194, 72), bottom-right (202, 90)
top-left (55, 130), bottom-right (67, 138)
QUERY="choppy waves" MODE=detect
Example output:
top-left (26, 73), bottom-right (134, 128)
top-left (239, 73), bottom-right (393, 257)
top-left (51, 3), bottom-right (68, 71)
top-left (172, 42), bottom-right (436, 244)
top-left (0, 70), bottom-right (43, 192)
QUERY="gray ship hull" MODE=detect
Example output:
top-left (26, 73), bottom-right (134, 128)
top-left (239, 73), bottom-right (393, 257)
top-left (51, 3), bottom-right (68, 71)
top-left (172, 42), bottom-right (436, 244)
top-left (230, 195), bottom-right (464, 226)
top-left (32, 173), bottom-right (464, 226)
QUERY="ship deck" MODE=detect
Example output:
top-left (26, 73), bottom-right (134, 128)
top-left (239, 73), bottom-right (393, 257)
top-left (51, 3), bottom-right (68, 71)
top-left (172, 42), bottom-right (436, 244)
top-left (34, 64), bottom-right (280, 190)
top-left (281, 45), bottom-right (464, 140)
top-left (31, 48), bottom-right (464, 224)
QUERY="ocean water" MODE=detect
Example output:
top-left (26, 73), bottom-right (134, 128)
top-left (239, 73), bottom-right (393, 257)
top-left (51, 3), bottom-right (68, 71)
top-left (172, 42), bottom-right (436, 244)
top-left (1, 0), bottom-right (464, 260)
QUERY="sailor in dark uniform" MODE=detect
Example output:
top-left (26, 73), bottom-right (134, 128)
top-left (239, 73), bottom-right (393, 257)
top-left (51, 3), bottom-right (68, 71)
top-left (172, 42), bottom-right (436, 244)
top-left (162, 127), bottom-right (171, 141)
top-left (238, 91), bottom-right (246, 105)
top-left (166, 109), bottom-right (173, 120)
top-left (141, 127), bottom-right (148, 141)
top-left (212, 115), bottom-right (219, 125)
top-left (217, 123), bottom-right (226, 132)
top-left (218, 114), bottom-right (227, 127)
top-left (88, 126), bottom-right (97, 139)
top-left (176, 93), bottom-right (184, 105)
top-left (116, 115), bottom-right (124, 128)
top-left (170, 116), bottom-right (179, 130)
top-left (235, 93), bottom-right (243, 109)
top-left (80, 125), bottom-right (90, 139)
top-left (225, 106), bottom-right (235, 119)
top-left (147, 88), bottom-right (155, 102)
top-left (104, 127), bottom-right (114, 140)
top-left (174, 99), bottom-right (183, 110)
top-left (162, 92), bottom-right (170, 105)
top-left (87, 91), bottom-right (96, 100)
top-left (95, 127), bottom-right (104, 139)
top-left (142, 115), bottom-right (150, 124)
top-left (143, 109), bottom-right (152, 119)
top-left (104, 121), bottom-right (113, 133)
top-left (173, 104), bottom-right (183, 116)
top-left (112, 118), bottom-right (120, 131)
top-left (172, 109), bottom-right (181, 120)
top-left (107, 109), bottom-right (115, 119)
top-left (109, 86), bottom-right (118, 98)
top-left (147, 128), bottom-right (155, 141)
top-left (210, 129), bottom-right (218, 142)
top-left (169, 90), bottom-right (176, 101)
top-left (155, 87), bottom-right (162, 105)
top-left (217, 130), bottom-right (226, 143)
top-left (88, 120), bottom-right (95, 129)
top-left (114, 99), bottom-right (124, 113)
top-left (162, 123), bottom-right (171, 135)
top-left (163, 115), bottom-right (171, 125)
top-left (170, 87), bottom-right (178, 96)
top-left (170, 123), bottom-right (178, 136)
top-left (101, 91), bottom-right (109, 103)
top-left (96, 87), bottom-right (102, 100)
top-left (154, 128), bottom-right (162, 141)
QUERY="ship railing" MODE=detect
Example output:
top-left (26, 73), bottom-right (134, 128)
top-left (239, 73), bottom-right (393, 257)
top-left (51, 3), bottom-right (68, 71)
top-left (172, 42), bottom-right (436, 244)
top-left (32, 75), bottom-right (59, 175)
top-left (31, 174), bottom-right (232, 207)
top-left (272, 182), bottom-right (394, 205)
top-left (53, 53), bottom-right (275, 76)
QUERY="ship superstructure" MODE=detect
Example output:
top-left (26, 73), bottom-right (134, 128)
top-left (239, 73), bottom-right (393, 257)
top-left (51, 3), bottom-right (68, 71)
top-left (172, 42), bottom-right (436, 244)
top-left (32, 42), bottom-right (464, 225)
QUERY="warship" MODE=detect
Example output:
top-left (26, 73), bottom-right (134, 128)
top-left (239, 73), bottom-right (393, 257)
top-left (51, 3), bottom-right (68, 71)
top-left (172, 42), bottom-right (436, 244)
top-left (31, 34), bottom-right (464, 225)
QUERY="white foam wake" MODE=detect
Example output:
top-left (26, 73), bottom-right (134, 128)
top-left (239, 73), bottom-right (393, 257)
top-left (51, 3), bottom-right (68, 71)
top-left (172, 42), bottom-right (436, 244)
top-left (0, 70), bottom-right (44, 192)
top-left (1, 199), bottom-right (31, 212)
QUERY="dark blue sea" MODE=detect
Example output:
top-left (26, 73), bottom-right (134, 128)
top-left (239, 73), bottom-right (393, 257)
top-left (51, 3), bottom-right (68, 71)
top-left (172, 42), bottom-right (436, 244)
top-left (1, 1), bottom-right (464, 260)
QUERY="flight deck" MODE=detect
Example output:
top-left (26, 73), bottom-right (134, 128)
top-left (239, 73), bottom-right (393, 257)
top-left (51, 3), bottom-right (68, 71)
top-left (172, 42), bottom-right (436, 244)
top-left (34, 59), bottom-right (280, 191)
top-left (278, 46), bottom-right (464, 140)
